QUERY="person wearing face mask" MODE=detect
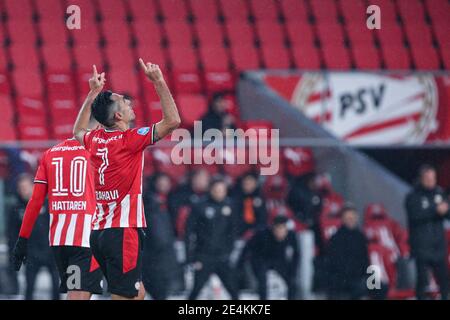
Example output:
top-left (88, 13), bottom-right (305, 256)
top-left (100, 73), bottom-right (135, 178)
top-left (325, 206), bottom-right (370, 300)
top-left (405, 165), bottom-right (449, 300)
top-left (240, 216), bottom-right (300, 300)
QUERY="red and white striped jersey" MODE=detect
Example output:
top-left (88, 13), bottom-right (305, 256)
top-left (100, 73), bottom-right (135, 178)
top-left (83, 125), bottom-right (155, 230)
top-left (34, 139), bottom-right (97, 247)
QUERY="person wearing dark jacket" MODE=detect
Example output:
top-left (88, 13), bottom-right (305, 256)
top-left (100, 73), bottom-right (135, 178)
top-left (233, 172), bottom-right (268, 237)
top-left (199, 93), bottom-right (236, 134)
top-left (8, 174), bottom-right (59, 300)
top-left (326, 206), bottom-right (370, 300)
top-left (186, 177), bottom-right (239, 299)
top-left (168, 169), bottom-right (210, 238)
top-left (405, 165), bottom-right (449, 300)
top-left (142, 173), bottom-right (180, 300)
top-left (241, 216), bottom-right (299, 300)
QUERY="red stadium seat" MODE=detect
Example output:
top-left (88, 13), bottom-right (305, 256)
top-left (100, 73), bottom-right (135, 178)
top-left (286, 21), bottom-right (315, 47)
top-left (255, 21), bottom-right (285, 46)
top-left (159, 0), bottom-right (189, 21)
top-left (45, 72), bottom-right (76, 99)
top-left (321, 44), bottom-right (352, 69)
top-left (204, 71), bottom-right (235, 92)
top-left (338, 0), bottom-right (367, 24)
top-left (282, 147), bottom-right (315, 177)
top-left (410, 46), bottom-right (440, 70)
top-left (128, 0), bottom-right (159, 21)
top-left (70, 21), bottom-right (101, 46)
top-left (9, 43), bottom-right (40, 71)
top-left (16, 96), bottom-right (49, 140)
top-left (97, 0), bottom-right (127, 21)
top-left (164, 21), bottom-right (194, 46)
top-left (35, 0), bottom-right (66, 20)
top-left (0, 94), bottom-right (17, 141)
top-left (249, 0), bottom-right (279, 21)
top-left (291, 45), bottom-right (321, 69)
top-left (3, 0), bottom-right (33, 21)
top-left (229, 44), bottom-right (261, 71)
top-left (433, 25), bottom-right (450, 51)
top-left (225, 21), bottom-right (255, 45)
top-left (109, 68), bottom-right (140, 98)
top-left (12, 70), bottom-right (43, 96)
top-left (42, 45), bottom-right (72, 71)
top-left (403, 23), bottom-right (434, 47)
top-left (261, 45), bottom-right (291, 69)
top-left (346, 24), bottom-right (377, 45)
top-left (106, 44), bottom-right (136, 72)
top-left (279, 0), bottom-right (308, 22)
top-left (73, 45), bottom-right (104, 71)
top-left (39, 21), bottom-right (69, 45)
top-left (133, 19), bottom-right (165, 48)
top-left (381, 44), bottom-right (411, 69)
top-left (220, 0), bottom-right (249, 22)
top-left (317, 22), bottom-right (346, 46)
top-left (370, 0), bottom-right (398, 22)
top-left (0, 72), bottom-right (10, 95)
top-left (189, 0), bottom-right (220, 22)
top-left (102, 20), bottom-right (132, 46)
top-left (196, 21), bottom-right (225, 46)
top-left (375, 24), bottom-right (405, 46)
top-left (199, 45), bottom-right (230, 71)
top-left (177, 94), bottom-right (208, 128)
top-left (441, 47), bottom-right (450, 70)
top-left (309, 0), bottom-right (339, 23)
top-left (352, 45), bottom-right (381, 69)
top-left (397, 0), bottom-right (426, 23)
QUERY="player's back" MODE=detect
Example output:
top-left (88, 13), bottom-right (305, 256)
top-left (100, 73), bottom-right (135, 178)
top-left (37, 138), bottom-right (96, 247)
top-left (83, 126), bottom-right (155, 230)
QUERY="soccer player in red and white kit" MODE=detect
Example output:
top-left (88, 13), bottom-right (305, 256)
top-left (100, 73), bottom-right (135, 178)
top-left (73, 59), bottom-right (181, 300)
top-left (11, 137), bottom-right (104, 300)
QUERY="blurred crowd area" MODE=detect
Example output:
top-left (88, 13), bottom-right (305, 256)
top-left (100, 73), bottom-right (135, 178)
top-left (0, 137), bottom-right (449, 299)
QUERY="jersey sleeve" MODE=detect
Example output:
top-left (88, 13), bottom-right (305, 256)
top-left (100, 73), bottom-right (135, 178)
top-left (34, 153), bottom-right (48, 184)
top-left (124, 124), bottom-right (156, 153)
top-left (83, 129), bottom-right (97, 151)
top-left (19, 183), bottom-right (48, 239)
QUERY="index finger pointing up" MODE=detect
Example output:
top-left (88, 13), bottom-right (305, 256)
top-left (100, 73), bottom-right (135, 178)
top-left (93, 65), bottom-right (98, 76)
top-left (139, 58), bottom-right (147, 71)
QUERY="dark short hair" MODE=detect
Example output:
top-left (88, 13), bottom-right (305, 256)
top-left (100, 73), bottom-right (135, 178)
top-left (272, 215), bottom-right (289, 226)
top-left (418, 164), bottom-right (436, 177)
top-left (210, 176), bottom-right (227, 189)
top-left (92, 91), bottom-right (117, 127)
top-left (339, 205), bottom-right (358, 217)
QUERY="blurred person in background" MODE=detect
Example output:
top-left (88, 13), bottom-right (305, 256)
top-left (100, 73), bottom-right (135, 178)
top-left (200, 93), bottom-right (236, 134)
top-left (325, 206), bottom-right (370, 300)
top-left (185, 177), bottom-right (239, 300)
top-left (405, 165), bottom-right (449, 300)
top-left (8, 174), bottom-right (59, 300)
top-left (169, 169), bottom-right (211, 238)
top-left (287, 172), bottom-right (323, 248)
top-left (239, 216), bottom-right (299, 300)
top-left (142, 173), bottom-right (180, 300)
top-left (233, 172), bottom-right (268, 237)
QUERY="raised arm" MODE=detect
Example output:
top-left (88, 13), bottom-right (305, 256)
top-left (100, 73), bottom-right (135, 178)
top-left (73, 65), bottom-right (106, 145)
top-left (139, 58), bottom-right (181, 141)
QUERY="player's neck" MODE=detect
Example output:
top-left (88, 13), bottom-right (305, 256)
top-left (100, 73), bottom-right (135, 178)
top-left (108, 121), bottom-right (129, 132)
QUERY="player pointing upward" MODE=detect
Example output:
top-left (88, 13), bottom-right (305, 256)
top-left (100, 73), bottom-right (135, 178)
top-left (73, 59), bottom-right (181, 300)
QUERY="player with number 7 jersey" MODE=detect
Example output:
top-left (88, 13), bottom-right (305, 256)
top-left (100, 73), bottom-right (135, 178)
top-left (11, 138), bottom-right (103, 300)
top-left (73, 60), bottom-right (181, 299)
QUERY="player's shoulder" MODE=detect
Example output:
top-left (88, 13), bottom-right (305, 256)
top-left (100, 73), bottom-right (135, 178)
top-left (126, 126), bottom-right (152, 136)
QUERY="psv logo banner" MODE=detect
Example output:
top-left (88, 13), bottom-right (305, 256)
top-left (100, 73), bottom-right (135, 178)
top-left (265, 73), bottom-right (440, 145)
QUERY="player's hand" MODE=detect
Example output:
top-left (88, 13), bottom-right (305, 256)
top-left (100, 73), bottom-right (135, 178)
top-left (11, 237), bottom-right (28, 271)
top-left (89, 65), bottom-right (106, 93)
top-left (139, 58), bottom-right (164, 83)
